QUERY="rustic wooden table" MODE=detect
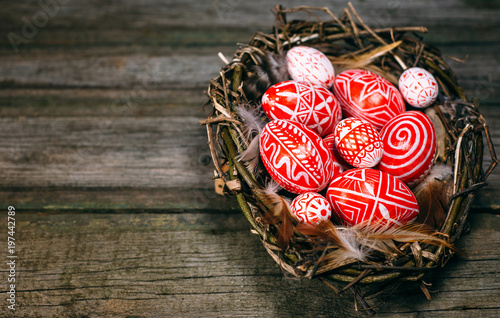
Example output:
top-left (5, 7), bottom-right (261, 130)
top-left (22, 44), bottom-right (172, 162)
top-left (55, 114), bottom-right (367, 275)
top-left (0, 1), bottom-right (499, 317)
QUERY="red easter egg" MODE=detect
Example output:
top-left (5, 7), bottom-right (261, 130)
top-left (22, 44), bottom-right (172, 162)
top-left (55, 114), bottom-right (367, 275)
top-left (334, 118), bottom-right (384, 168)
top-left (323, 132), bottom-right (350, 174)
top-left (260, 120), bottom-right (334, 194)
top-left (291, 192), bottom-right (332, 225)
top-left (326, 168), bottom-right (419, 228)
top-left (333, 69), bottom-right (405, 130)
top-left (261, 80), bottom-right (342, 136)
top-left (286, 46), bottom-right (335, 88)
top-left (378, 111), bottom-right (437, 187)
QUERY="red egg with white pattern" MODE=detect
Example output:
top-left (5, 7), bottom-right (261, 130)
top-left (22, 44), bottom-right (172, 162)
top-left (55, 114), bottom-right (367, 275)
top-left (398, 67), bottom-right (438, 108)
top-left (377, 111), bottom-right (437, 187)
top-left (290, 192), bottom-right (332, 225)
top-left (286, 46), bottom-right (335, 88)
top-left (333, 69), bottom-right (405, 131)
top-left (323, 132), bottom-right (350, 174)
top-left (326, 168), bottom-right (419, 228)
top-left (333, 118), bottom-right (384, 168)
top-left (262, 80), bottom-right (342, 136)
top-left (260, 119), bottom-right (335, 194)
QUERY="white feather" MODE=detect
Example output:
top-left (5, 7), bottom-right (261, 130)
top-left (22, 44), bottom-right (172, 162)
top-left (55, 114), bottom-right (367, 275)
top-left (236, 104), bottom-right (266, 141)
top-left (336, 227), bottom-right (369, 262)
top-left (263, 178), bottom-right (282, 195)
top-left (236, 104), bottom-right (268, 174)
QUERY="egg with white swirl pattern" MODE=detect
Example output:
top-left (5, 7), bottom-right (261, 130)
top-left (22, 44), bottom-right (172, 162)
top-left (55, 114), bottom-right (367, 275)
top-left (377, 111), bottom-right (437, 187)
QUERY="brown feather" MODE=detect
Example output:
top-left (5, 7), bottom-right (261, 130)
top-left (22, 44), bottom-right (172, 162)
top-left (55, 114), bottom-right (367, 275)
top-left (295, 221), bottom-right (346, 247)
top-left (255, 187), bottom-right (295, 249)
top-left (413, 164), bottom-right (453, 229)
top-left (350, 221), bottom-right (459, 255)
top-left (296, 219), bottom-right (458, 263)
top-left (296, 221), bottom-right (369, 264)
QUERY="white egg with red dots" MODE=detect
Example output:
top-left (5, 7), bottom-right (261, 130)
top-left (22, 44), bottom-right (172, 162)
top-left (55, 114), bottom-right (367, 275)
top-left (286, 46), bottom-right (335, 88)
top-left (398, 67), bottom-right (439, 108)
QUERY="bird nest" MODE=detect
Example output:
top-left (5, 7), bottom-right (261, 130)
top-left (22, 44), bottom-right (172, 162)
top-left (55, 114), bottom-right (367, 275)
top-left (201, 4), bottom-right (497, 314)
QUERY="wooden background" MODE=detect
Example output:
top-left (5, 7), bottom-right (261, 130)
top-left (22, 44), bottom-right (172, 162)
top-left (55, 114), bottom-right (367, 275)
top-left (0, 0), bottom-right (499, 317)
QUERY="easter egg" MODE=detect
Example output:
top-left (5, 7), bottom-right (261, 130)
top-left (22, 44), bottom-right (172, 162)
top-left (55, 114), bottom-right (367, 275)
top-left (398, 67), bottom-right (438, 108)
top-left (290, 192), bottom-right (332, 225)
top-left (326, 168), bottom-right (419, 228)
top-left (333, 118), bottom-right (384, 168)
top-left (323, 132), bottom-right (350, 174)
top-left (261, 80), bottom-right (342, 136)
top-left (286, 46), bottom-right (335, 88)
top-left (260, 119), bottom-right (334, 194)
top-left (378, 111), bottom-right (437, 187)
top-left (333, 69), bottom-right (405, 130)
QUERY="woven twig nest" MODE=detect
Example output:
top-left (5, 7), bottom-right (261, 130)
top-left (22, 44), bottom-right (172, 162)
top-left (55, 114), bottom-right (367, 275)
top-left (201, 4), bottom-right (497, 314)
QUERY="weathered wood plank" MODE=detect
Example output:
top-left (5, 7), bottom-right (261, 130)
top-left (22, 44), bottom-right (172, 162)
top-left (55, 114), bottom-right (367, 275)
top-left (1, 0), bottom-right (499, 49)
top-left (0, 212), bottom-right (498, 317)
top-left (0, 47), bottom-right (498, 105)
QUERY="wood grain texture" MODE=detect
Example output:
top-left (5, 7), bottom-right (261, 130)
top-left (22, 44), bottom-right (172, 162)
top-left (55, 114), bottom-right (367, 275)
top-left (0, 212), bottom-right (498, 318)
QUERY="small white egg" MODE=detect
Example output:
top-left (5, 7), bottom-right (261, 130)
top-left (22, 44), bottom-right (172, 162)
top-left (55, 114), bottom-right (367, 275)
top-left (398, 67), bottom-right (438, 108)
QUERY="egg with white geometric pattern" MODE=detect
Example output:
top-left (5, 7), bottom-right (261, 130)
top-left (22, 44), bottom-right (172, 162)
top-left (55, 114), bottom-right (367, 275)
top-left (326, 168), bottom-right (419, 228)
top-left (260, 119), bottom-right (334, 194)
top-left (333, 69), bottom-right (405, 131)
top-left (262, 80), bottom-right (342, 136)
top-left (333, 117), bottom-right (384, 168)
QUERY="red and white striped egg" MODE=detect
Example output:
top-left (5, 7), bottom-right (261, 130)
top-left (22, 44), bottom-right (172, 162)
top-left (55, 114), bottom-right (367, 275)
top-left (326, 168), bottom-right (419, 228)
top-left (260, 119), bottom-right (334, 194)
top-left (398, 67), bottom-right (439, 108)
top-left (286, 46), bottom-right (335, 88)
top-left (333, 118), bottom-right (384, 168)
top-left (333, 69), bottom-right (405, 131)
top-left (291, 192), bottom-right (332, 225)
top-left (261, 80), bottom-right (342, 136)
top-left (378, 111), bottom-right (437, 187)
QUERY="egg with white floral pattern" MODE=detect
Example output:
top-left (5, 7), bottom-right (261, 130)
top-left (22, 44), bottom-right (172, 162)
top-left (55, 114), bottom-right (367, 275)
top-left (291, 192), bottom-right (332, 225)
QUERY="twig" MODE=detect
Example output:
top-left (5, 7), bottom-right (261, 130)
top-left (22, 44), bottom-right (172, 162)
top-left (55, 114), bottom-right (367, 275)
top-left (351, 287), bottom-right (376, 316)
top-left (347, 2), bottom-right (407, 70)
top-left (449, 182), bottom-right (487, 201)
top-left (340, 269), bottom-right (373, 293)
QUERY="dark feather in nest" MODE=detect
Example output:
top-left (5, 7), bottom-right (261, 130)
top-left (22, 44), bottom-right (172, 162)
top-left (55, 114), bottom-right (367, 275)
top-left (255, 182), bottom-right (294, 249)
top-left (413, 164), bottom-right (454, 230)
top-left (243, 51), bottom-right (290, 101)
